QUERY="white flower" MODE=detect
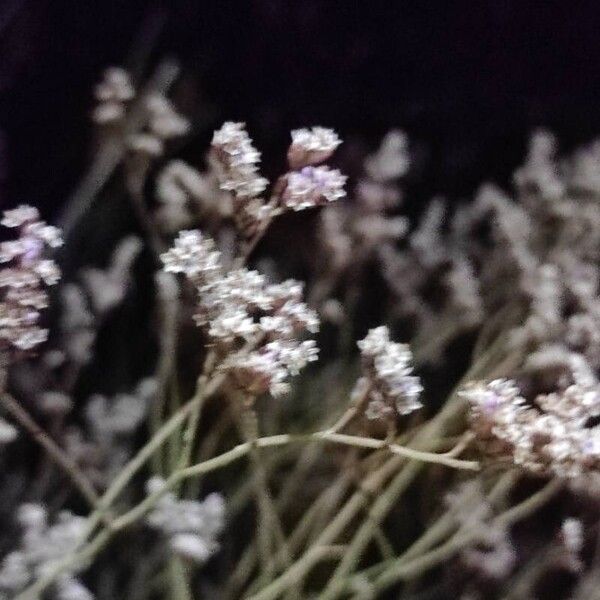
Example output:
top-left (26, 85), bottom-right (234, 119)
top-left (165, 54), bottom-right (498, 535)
top-left (160, 230), bottom-right (222, 280)
top-left (1, 206), bottom-right (40, 228)
top-left (146, 94), bottom-right (190, 139)
top-left (288, 127), bottom-right (341, 168)
top-left (162, 230), bottom-right (320, 396)
top-left (364, 130), bottom-right (410, 182)
top-left (211, 122), bottom-right (268, 199)
top-left (146, 480), bottom-right (225, 564)
top-left (94, 67), bottom-right (134, 103)
top-left (353, 326), bottom-right (423, 419)
top-left (1, 206), bottom-right (62, 355)
top-left (282, 166), bottom-right (347, 211)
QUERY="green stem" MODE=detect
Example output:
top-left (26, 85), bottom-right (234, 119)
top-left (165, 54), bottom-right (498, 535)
top-left (363, 479), bottom-right (563, 596)
top-left (319, 335), bottom-right (521, 600)
top-left (17, 428), bottom-right (477, 599)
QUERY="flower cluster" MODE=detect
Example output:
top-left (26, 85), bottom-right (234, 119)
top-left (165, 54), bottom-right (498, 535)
top-left (65, 379), bottom-right (155, 486)
top-left (281, 166), bottom-right (347, 211)
top-left (445, 481), bottom-right (516, 580)
top-left (280, 126), bottom-right (346, 211)
top-left (211, 122), bottom-right (269, 200)
top-left (559, 518), bottom-right (584, 572)
top-left (161, 230), bottom-right (319, 396)
top-left (210, 122), bottom-right (345, 237)
top-left (92, 67), bottom-right (135, 125)
top-left (462, 374), bottom-right (600, 478)
top-left (0, 504), bottom-right (92, 599)
top-left (127, 93), bottom-right (190, 157)
top-left (146, 478), bottom-right (225, 563)
top-left (0, 206), bottom-right (62, 355)
top-left (287, 126), bottom-right (341, 169)
top-left (352, 326), bottom-right (423, 420)
top-left (0, 417), bottom-right (17, 445)
top-left (364, 129), bottom-right (410, 183)
top-left (223, 339), bottom-right (318, 397)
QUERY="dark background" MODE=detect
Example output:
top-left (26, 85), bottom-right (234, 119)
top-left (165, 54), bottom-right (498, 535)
top-left (2, 1), bottom-right (600, 217)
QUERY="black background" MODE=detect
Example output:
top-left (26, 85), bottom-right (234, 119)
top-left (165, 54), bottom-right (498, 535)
top-left (2, 1), bottom-right (600, 216)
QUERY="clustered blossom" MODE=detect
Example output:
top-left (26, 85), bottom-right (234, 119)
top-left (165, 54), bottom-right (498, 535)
top-left (281, 166), bottom-right (347, 211)
top-left (80, 236), bottom-right (142, 315)
top-left (92, 67), bottom-right (135, 124)
top-left (559, 518), bottom-right (584, 572)
top-left (364, 129), bottom-right (410, 182)
top-left (280, 126), bottom-right (346, 211)
top-left (0, 417), bottom-right (17, 445)
top-left (126, 93), bottom-right (190, 157)
top-left (0, 504), bottom-right (92, 599)
top-left (0, 206), bottom-right (62, 354)
top-left (287, 126), bottom-right (341, 169)
top-left (211, 122), bottom-right (269, 200)
top-left (445, 481), bottom-right (516, 580)
top-left (223, 339), bottom-right (319, 397)
top-left (65, 379), bottom-right (155, 487)
top-left (161, 230), bottom-right (319, 396)
top-left (462, 374), bottom-right (600, 478)
top-left (352, 326), bottom-right (423, 420)
top-left (210, 122), bottom-right (345, 237)
top-left (146, 478), bottom-right (225, 563)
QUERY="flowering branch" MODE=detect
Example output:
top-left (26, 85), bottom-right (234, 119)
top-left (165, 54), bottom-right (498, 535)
top-left (15, 423), bottom-right (478, 599)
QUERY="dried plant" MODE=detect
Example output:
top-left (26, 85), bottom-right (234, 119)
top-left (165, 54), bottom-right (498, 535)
top-left (4, 65), bottom-right (600, 600)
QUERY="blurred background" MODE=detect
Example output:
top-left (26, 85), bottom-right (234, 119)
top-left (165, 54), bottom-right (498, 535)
top-left (3, 1), bottom-right (600, 216)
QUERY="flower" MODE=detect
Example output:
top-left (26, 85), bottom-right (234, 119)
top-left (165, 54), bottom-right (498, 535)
top-left (211, 122), bottom-right (269, 200)
top-left (281, 166), bottom-right (347, 211)
top-left (92, 67), bottom-right (134, 125)
top-left (161, 230), bottom-right (222, 282)
top-left (146, 478), bottom-right (225, 563)
top-left (353, 326), bottom-right (423, 419)
top-left (145, 94), bottom-right (190, 139)
top-left (224, 339), bottom-right (319, 397)
top-left (0, 504), bottom-right (91, 598)
top-left (364, 130), bottom-right (410, 182)
top-left (287, 127), bottom-right (341, 169)
top-left (0, 206), bottom-right (62, 354)
top-left (461, 373), bottom-right (600, 478)
top-left (161, 230), bottom-right (320, 396)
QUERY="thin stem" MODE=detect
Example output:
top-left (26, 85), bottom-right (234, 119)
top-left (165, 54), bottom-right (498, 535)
top-left (237, 401), bottom-right (277, 581)
top-left (0, 391), bottom-right (103, 515)
top-left (18, 427), bottom-right (478, 598)
top-left (60, 60), bottom-right (180, 236)
top-left (364, 479), bottom-right (563, 596)
top-left (348, 471), bottom-right (519, 585)
top-left (317, 432), bottom-right (478, 471)
top-left (319, 336), bottom-right (521, 599)
top-left (83, 371), bottom-right (227, 546)
top-left (175, 352), bottom-right (216, 491)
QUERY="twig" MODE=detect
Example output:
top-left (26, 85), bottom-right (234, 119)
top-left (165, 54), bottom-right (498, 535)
top-left (0, 391), bottom-right (103, 515)
top-left (17, 427), bottom-right (478, 599)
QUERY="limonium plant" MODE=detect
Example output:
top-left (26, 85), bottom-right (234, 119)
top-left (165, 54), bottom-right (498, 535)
top-left (2, 65), bottom-right (600, 600)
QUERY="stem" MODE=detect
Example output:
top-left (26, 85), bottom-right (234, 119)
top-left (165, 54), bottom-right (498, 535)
top-left (0, 391), bottom-right (102, 515)
top-left (364, 479), bottom-right (563, 596)
top-left (237, 401), bottom-right (277, 580)
top-left (175, 351), bottom-right (216, 490)
top-left (83, 371), bottom-right (227, 549)
top-left (319, 335), bottom-right (520, 599)
top-left (317, 432), bottom-right (478, 471)
top-left (60, 60), bottom-right (180, 236)
top-left (18, 428), bottom-right (477, 598)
